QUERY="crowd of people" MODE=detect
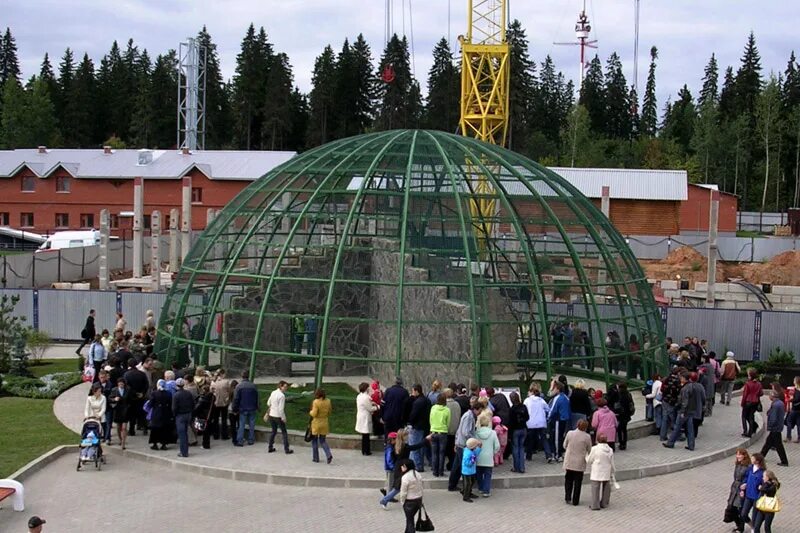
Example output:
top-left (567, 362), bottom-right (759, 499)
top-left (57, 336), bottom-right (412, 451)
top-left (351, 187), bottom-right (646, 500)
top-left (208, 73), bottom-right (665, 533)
top-left (75, 318), bottom-right (798, 531)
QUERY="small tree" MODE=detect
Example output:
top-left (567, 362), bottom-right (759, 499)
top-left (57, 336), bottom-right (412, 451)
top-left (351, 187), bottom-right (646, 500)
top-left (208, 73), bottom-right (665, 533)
top-left (26, 329), bottom-right (52, 365)
top-left (9, 335), bottom-right (32, 377)
top-left (0, 295), bottom-right (28, 373)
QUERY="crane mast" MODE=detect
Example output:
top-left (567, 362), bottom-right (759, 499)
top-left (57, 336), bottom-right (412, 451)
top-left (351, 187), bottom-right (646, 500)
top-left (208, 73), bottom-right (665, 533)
top-left (459, 0), bottom-right (509, 257)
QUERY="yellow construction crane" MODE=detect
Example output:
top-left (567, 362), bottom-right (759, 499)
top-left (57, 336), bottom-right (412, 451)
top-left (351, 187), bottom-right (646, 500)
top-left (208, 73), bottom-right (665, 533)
top-left (459, 0), bottom-right (510, 256)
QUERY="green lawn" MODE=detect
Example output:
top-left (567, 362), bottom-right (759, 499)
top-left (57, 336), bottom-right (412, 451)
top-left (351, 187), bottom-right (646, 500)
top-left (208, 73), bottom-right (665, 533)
top-left (0, 397), bottom-right (76, 477)
top-left (256, 382), bottom-right (359, 435)
top-left (29, 358), bottom-right (79, 377)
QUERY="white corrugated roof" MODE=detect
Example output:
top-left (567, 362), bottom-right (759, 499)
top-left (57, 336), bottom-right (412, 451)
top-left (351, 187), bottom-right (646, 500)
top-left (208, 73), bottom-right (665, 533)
top-left (0, 148), bottom-right (297, 181)
top-left (547, 167), bottom-right (688, 201)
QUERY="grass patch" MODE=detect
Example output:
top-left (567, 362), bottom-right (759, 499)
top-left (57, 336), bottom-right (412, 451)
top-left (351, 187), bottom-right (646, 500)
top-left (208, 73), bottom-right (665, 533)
top-left (256, 382), bottom-right (358, 434)
top-left (736, 230), bottom-right (766, 238)
top-left (0, 397), bottom-right (76, 477)
top-left (29, 358), bottom-right (79, 377)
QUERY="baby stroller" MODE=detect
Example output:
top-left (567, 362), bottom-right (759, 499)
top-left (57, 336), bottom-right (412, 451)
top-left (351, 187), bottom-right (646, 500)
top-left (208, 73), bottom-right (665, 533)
top-left (77, 418), bottom-right (105, 471)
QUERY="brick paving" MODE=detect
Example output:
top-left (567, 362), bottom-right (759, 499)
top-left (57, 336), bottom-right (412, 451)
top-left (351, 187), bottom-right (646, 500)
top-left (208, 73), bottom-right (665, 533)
top-left (2, 420), bottom-right (798, 532)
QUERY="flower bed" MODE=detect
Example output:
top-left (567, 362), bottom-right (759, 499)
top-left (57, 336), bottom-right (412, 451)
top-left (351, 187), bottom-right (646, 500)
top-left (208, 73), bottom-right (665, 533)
top-left (1, 371), bottom-right (82, 399)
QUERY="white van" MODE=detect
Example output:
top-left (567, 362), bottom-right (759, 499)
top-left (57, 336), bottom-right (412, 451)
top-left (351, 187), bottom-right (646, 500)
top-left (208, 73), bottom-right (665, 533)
top-left (36, 230), bottom-right (101, 253)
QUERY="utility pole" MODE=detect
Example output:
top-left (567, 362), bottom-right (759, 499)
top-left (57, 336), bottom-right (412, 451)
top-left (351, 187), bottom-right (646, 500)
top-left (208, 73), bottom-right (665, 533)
top-left (706, 190), bottom-right (720, 307)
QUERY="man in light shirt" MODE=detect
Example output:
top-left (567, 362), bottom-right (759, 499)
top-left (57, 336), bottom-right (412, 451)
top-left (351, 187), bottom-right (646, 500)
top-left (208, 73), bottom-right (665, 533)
top-left (266, 380), bottom-right (294, 454)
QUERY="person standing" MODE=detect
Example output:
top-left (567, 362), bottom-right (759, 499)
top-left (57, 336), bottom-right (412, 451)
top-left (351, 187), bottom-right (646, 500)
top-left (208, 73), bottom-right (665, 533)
top-left (663, 372), bottom-right (696, 450)
top-left (231, 371), bottom-right (259, 447)
top-left (474, 411), bottom-right (500, 497)
top-left (645, 374), bottom-right (663, 434)
top-left (720, 351), bottom-right (741, 406)
top-left (266, 380), bottom-right (293, 454)
top-left (172, 378), bottom-right (194, 457)
top-left (407, 384), bottom-right (430, 472)
top-left (614, 382), bottom-right (635, 450)
top-left (309, 389), bottom-right (333, 464)
top-left (194, 385), bottom-right (215, 450)
top-left (382, 377), bottom-right (409, 436)
top-left (547, 380), bottom-right (572, 462)
top-left (523, 383), bottom-right (550, 460)
top-left (788, 376), bottom-right (800, 443)
top-left (123, 358), bottom-right (149, 436)
top-left (507, 392), bottom-right (529, 473)
top-left (398, 460), bottom-right (424, 533)
top-left (210, 369), bottom-right (232, 440)
top-left (148, 379), bottom-right (174, 451)
top-left (752, 470), bottom-right (780, 533)
top-left (84, 383), bottom-right (107, 422)
top-left (725, 448), bottom-right (751, 533)
top-left (115, 312), bottom-right (127, 333)
top-left (144, 309), bottom-right (156, 330)
top-left (587, 433), bottom-right (616, 510)
top-left (760, 387), bottom-right (789, 466)
top-left (76, 309), bottom-right (96, 357)
top-left (444, 388), bottom-right (461, 471)
top-left (741, 368), bottom-right (763, 437)
top-left (428, 394), bottom-right (451, 477)
top-left (591, 398), bottom-right (618, 450)
top-left (563, 419), bottom-right (592, 506)
top-left (356, 382), bottom-right (378, 456)
top-left (108, 378), bottom-right (129, 449)
top-left (659, 366), bottom-right (684, 441)
top-left (739, 452), bottom-right (766, 527)
top-left (461, 438), bottom-right (481, 502)
top-left (448, 400), bottom-right (478, 492)
top-left (85, 335), bottom-right (107, 384)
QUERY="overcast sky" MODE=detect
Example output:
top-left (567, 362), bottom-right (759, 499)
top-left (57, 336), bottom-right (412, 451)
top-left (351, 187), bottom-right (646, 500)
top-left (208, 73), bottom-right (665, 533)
top-left (4, 0), bottom-right (796, 109)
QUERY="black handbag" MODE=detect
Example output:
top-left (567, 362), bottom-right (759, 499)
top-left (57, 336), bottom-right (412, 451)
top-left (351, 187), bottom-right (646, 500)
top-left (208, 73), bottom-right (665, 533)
top-left (415, 504), bottom-right (434, 532)
top-left (304, 417), bottom-right (313, 443)
top-left (723, 504), bottom-right (738, 523)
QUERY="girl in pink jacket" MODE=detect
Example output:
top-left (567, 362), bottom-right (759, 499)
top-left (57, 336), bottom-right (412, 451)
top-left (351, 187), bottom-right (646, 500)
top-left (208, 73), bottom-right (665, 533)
top-left (492, 416), bottom-right (508, 465)
top-left (590, 398), bottom-right (618, 450)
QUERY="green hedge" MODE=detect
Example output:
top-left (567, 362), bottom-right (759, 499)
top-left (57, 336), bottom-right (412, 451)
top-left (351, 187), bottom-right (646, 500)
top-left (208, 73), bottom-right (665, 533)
top-left (1, 372), bottom-right (82, 399)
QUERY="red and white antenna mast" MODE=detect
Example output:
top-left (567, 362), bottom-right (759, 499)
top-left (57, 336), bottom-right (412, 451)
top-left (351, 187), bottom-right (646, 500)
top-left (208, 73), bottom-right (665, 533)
top-left (554, 0), bottom-right (598, 91)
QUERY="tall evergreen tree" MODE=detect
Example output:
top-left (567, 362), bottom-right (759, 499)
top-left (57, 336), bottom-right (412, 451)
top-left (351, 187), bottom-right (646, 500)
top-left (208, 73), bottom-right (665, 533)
top-left (734, 32), bottom-right (763, 119)
top-left (783, 51), bottom-right (800, 110)
top-left (698, 53), bottom-right (719, 108)
top-left (197, 26), bottom-right (233, 149)
top-left (262, 53), bottom-right (294, 150)
top-left (507, 20), bottom-right (537, 151)
top-left (350, 34), bottom-right (376, 134)
top-left (307, 45), bottom-right (337, 145)
top-left (56, 48), bottom-right (75, 144)
top-left (757, 75), bottom-right (782, 211)
top-left (332, 39), bottom-right (357, 139)
top-left (579, 56), bottom-right (605, 134)
top-left (71, 53), bottom-right (96, 146)
top-left (0, 28), bottom-right (21, 88)
top-left (602, 53), bottom-right (631, 139)
top-left (424, 37), bottom-right (459, 132)
top-left (286, 88), bottom-right (309, 152)
top-left (375, 35), bottom-right (419, 131)
top-left (0, 80), bottom-right (26, 148)
top-left (95, 41), bottom-right (132, 141)
top-left (26, 77), bottom-right (60, 146)
top-left (718, 66), bottom-right (737, 119)
top-left (38, 54), bottom-right (59, 105)
top-left (662, 85), bottom-right (696, 154)
top-left (232, 24), bottom-right (273, 149)
top-left (640, 46), bottom-right (658, 137)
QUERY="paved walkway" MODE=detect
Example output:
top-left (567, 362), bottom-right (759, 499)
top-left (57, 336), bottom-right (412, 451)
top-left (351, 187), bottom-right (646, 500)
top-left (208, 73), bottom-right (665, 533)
top-left (3, 418), bottom-right (798, 532)
top-left (54, 381), bottom-right (758, 489)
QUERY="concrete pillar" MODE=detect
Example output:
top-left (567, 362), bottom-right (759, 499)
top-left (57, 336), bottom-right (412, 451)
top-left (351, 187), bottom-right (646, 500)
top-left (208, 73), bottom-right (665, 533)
top-left (99, 209), bottom-right (109, 290)
top-left (181, 176), bottom-right (192, 262)
top-left (169, 208), bottom-right (180, 272)
top-left (151, 210), bottom-right (162, 291)
top-left (598, 185), bottom-right (610, 294)
top-left (706, 190), bottom-right (720, 307)
top-left (133, 177), bottom-right (144, 278)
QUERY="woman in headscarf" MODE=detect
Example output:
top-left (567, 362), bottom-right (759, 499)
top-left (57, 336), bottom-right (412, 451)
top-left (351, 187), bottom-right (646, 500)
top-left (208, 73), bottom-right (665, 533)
top-left (148, 379), bottom-right (175, 450)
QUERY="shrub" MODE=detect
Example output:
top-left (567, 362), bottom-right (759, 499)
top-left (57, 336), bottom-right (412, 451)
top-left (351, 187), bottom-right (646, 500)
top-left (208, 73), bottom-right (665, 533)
top-left (766, 347), bottom-right (796, 367)
top-left (26, 330), bottom-right (52, 365)
top-left (1, 372), bottom-right (82, 399)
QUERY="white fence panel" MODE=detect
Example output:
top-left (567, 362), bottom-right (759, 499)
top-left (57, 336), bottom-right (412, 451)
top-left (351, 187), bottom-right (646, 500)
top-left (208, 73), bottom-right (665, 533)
top-left (37, 289), bottom-right (118, 340)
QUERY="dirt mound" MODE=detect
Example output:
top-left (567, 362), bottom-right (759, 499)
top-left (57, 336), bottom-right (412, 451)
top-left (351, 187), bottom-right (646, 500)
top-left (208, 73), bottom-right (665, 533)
top-left (767, 250), bottom-right (800, 268)
top-left (740, 251), bottom-right (800, 286)
top-left (663, 246), bottom-right (705, 266)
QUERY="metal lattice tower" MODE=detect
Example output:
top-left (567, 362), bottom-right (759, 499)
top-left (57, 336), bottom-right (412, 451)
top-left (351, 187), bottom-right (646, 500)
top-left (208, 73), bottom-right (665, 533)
top-left (155, 130), bottom-right (666, 389)
top-left (177, 37), bottom-right (207, 151)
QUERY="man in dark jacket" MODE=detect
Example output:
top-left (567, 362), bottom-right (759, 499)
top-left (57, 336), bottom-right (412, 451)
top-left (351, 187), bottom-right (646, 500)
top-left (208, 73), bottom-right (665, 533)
top-left (231, 370), bottom-right (259, 446)
top-left (659, 367), bottom-right (683, 441)
top-left (663, 371), bottom-right (704, 450)
top-left (381, 377), bottom-right (409, 436)
top-left (760, 388), bottom-right (789, 466)
top-left (123, 358), bottom-right (149, 436)
top-left (76, 309), bottom-right (96, 358)
top-left (408, 384), bottom-right (430, 471)
top-left (172, 378), bottom-right (194, 457)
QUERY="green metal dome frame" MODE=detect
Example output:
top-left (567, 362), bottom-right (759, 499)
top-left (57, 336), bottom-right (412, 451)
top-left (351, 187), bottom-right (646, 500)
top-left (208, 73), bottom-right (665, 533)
top-left (155, 130), bottom-right (666, 387)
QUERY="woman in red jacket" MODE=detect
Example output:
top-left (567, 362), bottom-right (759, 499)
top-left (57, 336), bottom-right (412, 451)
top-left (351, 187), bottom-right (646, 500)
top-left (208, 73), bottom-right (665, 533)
top-left (740, 368), bottom-right (763, 437)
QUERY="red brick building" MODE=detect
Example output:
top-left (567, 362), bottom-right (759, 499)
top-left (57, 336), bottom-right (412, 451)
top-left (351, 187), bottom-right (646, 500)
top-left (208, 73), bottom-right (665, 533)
top-left (680, 183), bottom-right (738, 235)
top-left (0, 147), bottom-right (295, 236)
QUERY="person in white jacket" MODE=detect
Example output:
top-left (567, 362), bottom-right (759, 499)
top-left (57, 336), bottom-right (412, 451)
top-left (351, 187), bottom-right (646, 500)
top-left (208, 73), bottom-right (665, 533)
top-left (266, 381), bottom-right (293, 454)
top-left (355, 382), bottom-right (378, 455)
top-left (587, 433), bottom-right (616, 510)
top-left (645, 374), bottom-right (663, 434)
top-left (399, 460), bottom-right (424, 533)
top-left (85, 382), bottom-right (107, 422)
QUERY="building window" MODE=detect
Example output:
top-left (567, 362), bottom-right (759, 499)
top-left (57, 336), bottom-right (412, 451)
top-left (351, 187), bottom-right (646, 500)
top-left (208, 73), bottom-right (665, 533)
top-left (20, 212), bottom-right (34, 227)
top-left (143, 214), bottom-right (151, 229)
top-left (0, 212), bottom-right (8, 225)
top-left (191, 187), bottom-right (203, 204)
top-left (109, 214), bottom-right (119, 229)
top-left (55, 213), bottom-right (69, 228)
top-left (56, 176), bottom-right (70, 192)
top-left (80, 213), bottom-right (95, 228)
top-left (21, 176), bottom-right (36, 192)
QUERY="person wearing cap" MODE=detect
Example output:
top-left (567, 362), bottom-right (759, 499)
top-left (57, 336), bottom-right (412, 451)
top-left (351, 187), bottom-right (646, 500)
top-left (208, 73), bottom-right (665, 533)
top-left (172, 377), bottom-right (194, 457)
top-left (382, 377), bottom-right (409, 437)
top-left (28, 516), bottom-right (46, 532)
top-left (720, 351), bottom-right (741, 406)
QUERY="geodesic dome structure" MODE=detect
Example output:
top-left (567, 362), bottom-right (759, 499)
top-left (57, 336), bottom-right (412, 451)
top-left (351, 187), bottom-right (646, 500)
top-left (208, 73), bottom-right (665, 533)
top-left (154, 130), bottom-right (666, 387)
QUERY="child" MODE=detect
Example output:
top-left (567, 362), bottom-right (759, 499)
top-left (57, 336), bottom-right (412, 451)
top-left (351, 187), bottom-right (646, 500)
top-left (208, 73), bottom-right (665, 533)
top-left (461, 438), bottom-right (481, 502)
top-left (492, 415), bottom-right (508, 466)
top-left (382, 432), bottom-right (398, 498)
